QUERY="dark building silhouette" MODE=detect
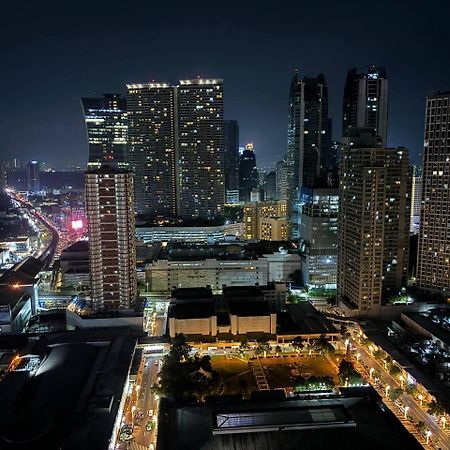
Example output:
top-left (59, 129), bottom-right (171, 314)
top-left (239, 143), bottom-right (258, 202)
top-left (27, 161), bottom-right (40, 193)
top-left (285, 71), bottom-right (331, 238)
top-left (342, 66), bottom-right (388, 145)
top-left (224, 120), bottom-right (239, 192)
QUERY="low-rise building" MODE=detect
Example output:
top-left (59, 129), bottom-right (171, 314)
top-left (145, 242), bottom-right (300, 293)
top-left (243, 200), bottom-right (287, 240)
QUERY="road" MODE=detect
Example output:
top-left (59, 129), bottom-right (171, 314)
top-left (353, 337), bottom-right (450, 450)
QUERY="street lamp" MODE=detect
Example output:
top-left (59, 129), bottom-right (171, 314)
top-left (404, 406), bottom-right (409, 419)
top-left (369, 367), bottom-right (374, 379)
top-left (399, 375), bottom-right (404, 387)
top-left (441, 416), bottom-right (446, 429)
top-left (426, 430), bottom-right (432, 444)
top-left (418, 394), bottom-right (424, 407)
top-left (385, 385), bottom-right (390, 397)
top-left (356, 353), bottom-right (361, 362)
top-left (132, 405), bottom-right (136, 422)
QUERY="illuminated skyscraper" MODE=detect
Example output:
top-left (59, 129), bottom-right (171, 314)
top-left (337, 129), bottom-right (410, 313)
top-left (286, 72), bottom-right (331, 238)
top-left (239, 143), bottom-right (258, 202)
top-left (177, 79), bottom-right (225, 219)
top-left (342, 66), bottom-right (388, 145)
top-left (26, 161), bottom-right (40, 193)
top-left (126, 83), bottom-right (177, 217)
top-left (81, 94), bottom-right (128, 168)
top-left (417, 92), bottom-right (450, 296)
top-left (410, 165), bottom-right (422, 234)
top-left (85, 165), bottom-right (136, 311)
top-left (299, 187), bottom-right (339, 289)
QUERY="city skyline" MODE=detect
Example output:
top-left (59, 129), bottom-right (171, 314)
top-left (2, 1), bottom-right (450, 167)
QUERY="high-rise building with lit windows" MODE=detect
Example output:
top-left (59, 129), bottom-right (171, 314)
top-left (299, 187), bottom-right (339, 289)
top-left (285, 72), bottom-right (331, 239)
top-left (81, 94), bottom-right (128, 168)
top-left (337, 129), bottom-right (410, 313)
top-left (126, 83), bottom-right (177, 217)
top-left (417, 92), bottom-right (450, 296)
top-left (410, 165), bottom-right (422, 234)
top-left (26, 161), bottom-right (40, 193)
top-left (239, 143), bottom-right (258, 202)
top-left (342, 66), bottom-right (388, 146)
top-left (177, 79), bottom-right (225, 219)
top-left (85, 165), bottom-right (136, 311)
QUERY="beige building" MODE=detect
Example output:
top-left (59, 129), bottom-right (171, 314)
top-left (337, 129), bottom-right (410, 313)
top-left (243, 200), bottom-right (288, 240)
top-left (417, 93), bottom-right (450, 295)
top-left (168, 299), bottom-right (276, 338)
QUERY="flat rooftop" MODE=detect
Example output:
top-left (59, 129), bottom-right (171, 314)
top-left (403, 311), bottom-right (450, 348)
top-left (278, 303), bottom-right (339, 336)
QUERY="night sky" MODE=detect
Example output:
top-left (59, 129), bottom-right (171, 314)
top-left (1, 0), bottom-right (449, 168)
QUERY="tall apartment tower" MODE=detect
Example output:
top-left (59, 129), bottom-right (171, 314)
top-left (85, 166), bottom-right (137, 311)
top-left (177, 79), bottom-right (224, 219)
top-left (275, 160), bottom-right (289, 201)
top-left (126, 83), bottom-right (177, 217)
top-left (410, 165), bottom-right (423, 234)
top-left (337, 129), bottom-right (410, 313)
top-left (239, 143), bottom-right (259, 202)
top-left (81, 94), bottom-right (128, 168)
top-left (299, 187), bottom-right (339, 289)
top-left (27, 161), bottom-right (40, 193)
top-left (224, 120), bottom-right (240, 193)
top-left (342, 66), bottom-right (388, 146)
top-left (417, 93), bottom-right (450, 296)
top-left (286, 72), bottom-right (331, 239)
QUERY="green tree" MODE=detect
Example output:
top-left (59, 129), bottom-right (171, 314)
top-left (314, 336), bottom-right (335, 356)
top-left (427, 400), bottom-right (446, 417)
top-left (255, 338), bottom-right (271, 357)
top-left (275, 345), bottom-right (282, 356)
top-left (292, 336), bottom-right (305, 352)
top-left (238, 339), bottom-right (250, 356)
top-left (170, 333), bottom-right (192, 361)
top-left (389, 387), bottom-right (404, 403)
top-left (373, 349), bottom-right (385, 360)
top-left (405, 383), bottom-right (418, 397)
top-left (338, 359), bottom-right (362, 386)
top-left (417, 421), bottom-right (426, 434)
top-left (389, 365), bottom-right (402, 378)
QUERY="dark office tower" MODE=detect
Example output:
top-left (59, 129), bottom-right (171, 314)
top-left (224, 120), bottom-right (240, 192)
top-left (239, 143), bottom-right (259, 202)
top-left (263, 171), bottom-right (277, 201)
top-left (27, 161), bottom-right (40, 193)
top-left (342, 66), bottom-right (388, 145)
top-left (126, 83), bottom-right (177, 217)
top-left (81, 94), bottom-right (128, 168)
top-left (337, 129), bottom-right (410, 314)
top-left (417, 93), bottom-right (450, 296)
top-left (177, 79), bottom-right (225, 219)
top-left (0, 160), bottom-right (7, 190)
top-left (86, 165), bottom-right (136, 311)
top-left (286, 72), bottom-right (331, 239)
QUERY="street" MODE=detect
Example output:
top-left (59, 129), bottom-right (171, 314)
top-left (353, 336), bottom-right (450, 450)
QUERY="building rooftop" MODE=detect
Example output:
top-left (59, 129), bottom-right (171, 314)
top-left (403, 311), bottom-right (450, 348)
top-left (61, 240), bottom-right (89, 255)
top-left (278, 303), bottom-right (339, 336)
top-left (158, 396), bottom-right (422, 450)
top-left (228, 300), bottom-right (271, 317)
top-left (170, 301), bottom-right (215, 320)
top-left (0, 331), bottom-right (137, 450)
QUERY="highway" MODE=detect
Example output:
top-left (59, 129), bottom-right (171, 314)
top-left (353, 337), bottom-right (450, 450)
top-left (7, 191), bottom-right (60, 267)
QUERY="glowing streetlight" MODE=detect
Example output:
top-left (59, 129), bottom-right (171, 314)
top-left (404, 406), bottom-right (409, 419)
top-left (399, 375), bottom-right (404, 387)
top-left (418, 394), bottom-right (424, 407)
top-left (426, 430), bottom-right (432, 444)
top-left (369, 367), bottom-right (374, 379)
top-left (385, 385), bottom-right (390, 397)
top-left (356, 353), bottom-right (361, 362)
top-left (441, 416), bottom-right (446, 429)
top-left (132, 405), bottom-right (137, 421)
